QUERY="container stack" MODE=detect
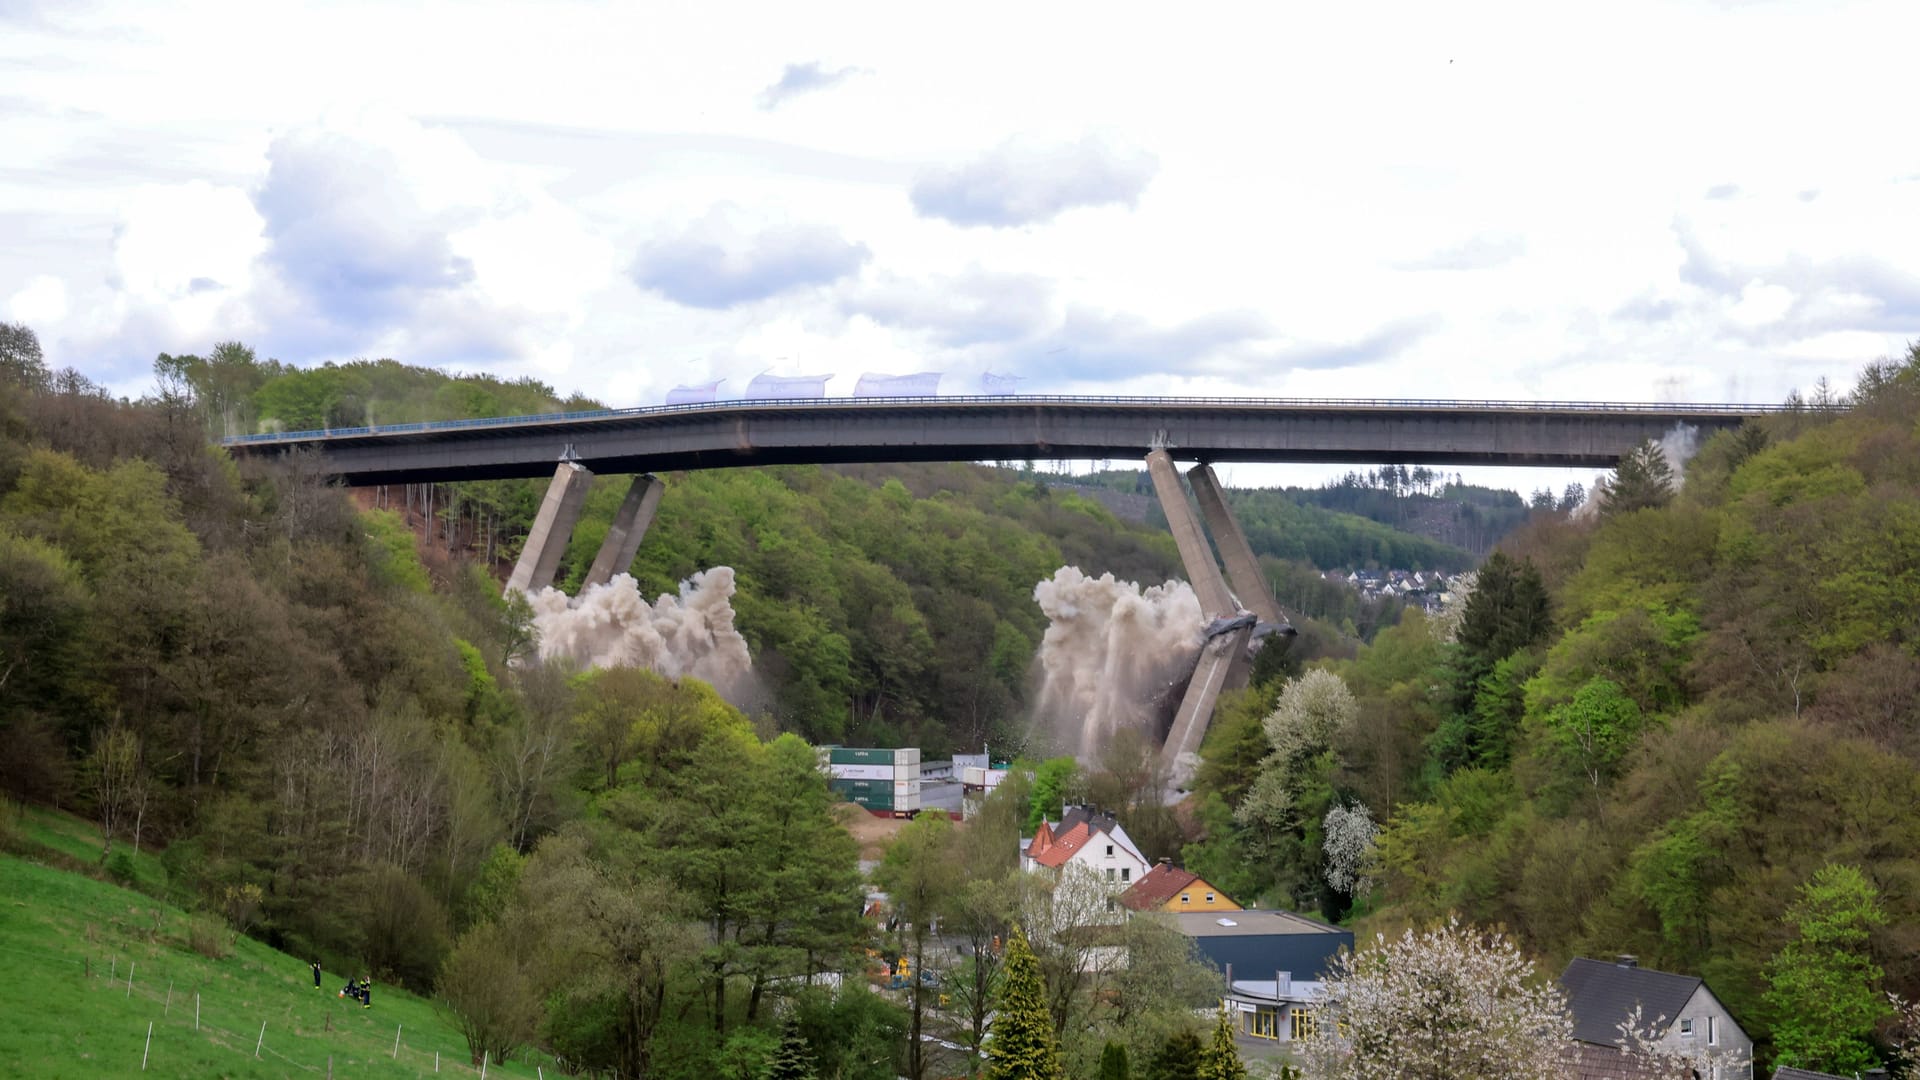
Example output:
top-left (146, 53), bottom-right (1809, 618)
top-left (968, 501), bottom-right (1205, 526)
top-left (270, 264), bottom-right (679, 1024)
top-left (827, 747), bottom-right (921, 814)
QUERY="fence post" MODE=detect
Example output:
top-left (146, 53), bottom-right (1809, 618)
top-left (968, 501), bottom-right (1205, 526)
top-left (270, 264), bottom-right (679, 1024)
top-left (327, 1055), bottom-right (333, 1079)
top-left (142, 1021), bottom-right (153, 1070)
top-left (393, 1024), bottom-right (402, 1057)
top-left (126, 960), bottom-right (135, 996)
top-left (165, 980), bottom-right (173, 1014)
top-left (481, 1049), bottom-right (488, 1079)
top-left (254, 1020), bottom-right (265, 1059)
top-left (435, 1050), bottom-right (439, 1072)
top-left (194, 993), bottom-right (200, 1031)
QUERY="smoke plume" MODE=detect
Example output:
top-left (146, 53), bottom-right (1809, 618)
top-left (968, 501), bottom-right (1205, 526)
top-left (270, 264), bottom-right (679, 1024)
top-left (529, 568), bottom-right (753, 695)
top-left (1657, 423), bottom-right (1700, 482)
top-left (1031, 566), bottom-right (1204, 759)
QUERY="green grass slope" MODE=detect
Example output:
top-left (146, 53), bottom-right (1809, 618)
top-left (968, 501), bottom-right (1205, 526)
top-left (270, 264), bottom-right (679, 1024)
top-left (0, 852), bottom-right (556, 1078)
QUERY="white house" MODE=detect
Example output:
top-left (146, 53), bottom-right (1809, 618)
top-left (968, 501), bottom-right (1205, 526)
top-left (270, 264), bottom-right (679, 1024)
top-left (1021, 806), bottom-right (1152, 889)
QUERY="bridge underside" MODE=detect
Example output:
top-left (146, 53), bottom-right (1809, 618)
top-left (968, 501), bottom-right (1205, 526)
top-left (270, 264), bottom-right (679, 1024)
top-left (231, 400), bottom-right (1758, 487)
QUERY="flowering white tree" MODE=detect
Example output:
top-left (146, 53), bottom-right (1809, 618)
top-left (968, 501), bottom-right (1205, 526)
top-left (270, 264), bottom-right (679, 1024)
top-left (1321, 802), bottom-right (1379, 897)
top-left (1431, 570), bottom-right (1476, 642)
top-left (1237, 670), bottom-right (1356, 833)
top-left (1296, 917), bottom-right (1572, 1080)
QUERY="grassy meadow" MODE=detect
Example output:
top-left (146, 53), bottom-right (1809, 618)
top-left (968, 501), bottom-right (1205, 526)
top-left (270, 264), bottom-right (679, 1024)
top-left (0, 813), bottom-right (560, 1079)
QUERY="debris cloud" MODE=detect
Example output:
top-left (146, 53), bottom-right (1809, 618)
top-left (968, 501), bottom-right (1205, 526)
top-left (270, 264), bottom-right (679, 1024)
top-left (1031, 566), bottom-right (1204, 759)
top-left (528, 568), bottom-right (753, 696)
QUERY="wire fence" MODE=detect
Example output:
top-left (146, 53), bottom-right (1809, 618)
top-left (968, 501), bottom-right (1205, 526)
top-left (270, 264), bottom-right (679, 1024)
top-left (23, 936), bottom-right (568, 1079)
top-left (221, 393), bottom-right (1789, 447)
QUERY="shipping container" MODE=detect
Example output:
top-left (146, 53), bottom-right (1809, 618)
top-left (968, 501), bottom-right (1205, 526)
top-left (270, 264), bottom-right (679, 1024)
top-left (828, 746), bottom-right (921, 766)
top-left (830, 763), bottom-right (894, 781)
top-left (891, 763), bottom-right (922, 781)
top-left (831, 778), bottom-right (888, 794)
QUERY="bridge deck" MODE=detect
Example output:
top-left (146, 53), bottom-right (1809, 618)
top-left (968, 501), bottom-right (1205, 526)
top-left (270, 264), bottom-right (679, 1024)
top-left (223, 395), bottom-right (1778, 485)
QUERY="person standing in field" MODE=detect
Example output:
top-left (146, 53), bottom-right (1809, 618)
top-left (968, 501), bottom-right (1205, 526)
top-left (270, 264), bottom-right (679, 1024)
top-left (311, 960), bottom-right (321, 989)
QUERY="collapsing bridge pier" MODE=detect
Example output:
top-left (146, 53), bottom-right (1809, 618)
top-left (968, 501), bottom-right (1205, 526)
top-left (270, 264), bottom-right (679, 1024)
top-left (505, 463), bottom-right (664, 596)
top-left (1146, 450), bottom-right (1295, 791)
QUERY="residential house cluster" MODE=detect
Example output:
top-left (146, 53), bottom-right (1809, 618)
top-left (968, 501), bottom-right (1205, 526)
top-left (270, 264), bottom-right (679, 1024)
top-left (1017, 808), bottom-right (1771, 1076)
top-left (1327, 568), bottom-right (1456, 612)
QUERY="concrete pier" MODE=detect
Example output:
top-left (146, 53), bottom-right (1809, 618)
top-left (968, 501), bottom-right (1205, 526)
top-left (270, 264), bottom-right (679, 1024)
top-left (506, 462), bottom-right (595, 594)
top-left (582, 474), bottom-right (663, 590)
top-left (1162, 626), bottom-right (1253, 790)
top-left (1144, 449), bottom-right (1236, 617)
top-left (1187, 463), bottom-right (1283, 626)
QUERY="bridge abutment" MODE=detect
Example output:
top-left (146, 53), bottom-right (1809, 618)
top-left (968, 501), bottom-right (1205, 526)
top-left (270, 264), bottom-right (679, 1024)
top-left (582, 474), bottom-right (663, 590)
top-left (507, 461), bottom-right (595, 594)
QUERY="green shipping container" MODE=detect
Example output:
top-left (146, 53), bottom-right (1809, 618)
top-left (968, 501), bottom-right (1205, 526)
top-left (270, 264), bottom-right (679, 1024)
top-left (828, 747), bottom-right (920, 765)
top-left (831, 779), bottom-right (886, 794)
top-left (847, 792), bottom-right (893, 810)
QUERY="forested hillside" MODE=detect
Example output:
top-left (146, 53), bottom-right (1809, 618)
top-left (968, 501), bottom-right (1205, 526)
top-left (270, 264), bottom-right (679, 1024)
top-left (1074, 468), bottom-right (1484, 571)
top-left (1183, 344), bottom-right (1920, 1069)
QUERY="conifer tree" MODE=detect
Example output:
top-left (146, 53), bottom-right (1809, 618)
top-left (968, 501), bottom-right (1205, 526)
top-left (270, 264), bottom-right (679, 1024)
top-left (1143, 1028), bottom-right (1202, 1080)
top-left (986, 928), bottom-right (1063, 1080)
top-left (1196, 1007), bottom-right (1247, 1080)
top-left (1599, 439), bottom-right (1675, 516)
top-left (766, 1014), bottom-right (817, 1080)
top-left (1098, 1040), bottom-right (1130, 1080)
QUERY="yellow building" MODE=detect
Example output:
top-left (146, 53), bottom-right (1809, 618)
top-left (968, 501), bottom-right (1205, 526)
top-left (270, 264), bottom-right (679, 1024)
top-left (1118, 860), bottom-right (1243, 913)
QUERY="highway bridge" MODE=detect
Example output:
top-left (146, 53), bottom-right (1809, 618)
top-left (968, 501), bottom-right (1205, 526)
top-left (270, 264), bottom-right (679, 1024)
top-left (221, 394), bottom-right (1777, 486)
top-left (225, 393), bottom-right (1775, 785)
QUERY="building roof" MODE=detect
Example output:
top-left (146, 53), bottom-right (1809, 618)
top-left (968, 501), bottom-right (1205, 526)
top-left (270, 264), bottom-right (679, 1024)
top-left (1119, 862), bottom-right (1201, 910)
top-left (1559, 957), bottom-right (1703, 1047)
top-left (1030, 822), bottom-right (1092, 869)
top-left (1170, 910), bottom-right (1344, 938)
top-left (1171, 910), bottom-right (1353, 983)
top-left (1771, 1069), bottom-right (1854, 1080)
top-left (1227, 978), bottom-right (1325, 1005)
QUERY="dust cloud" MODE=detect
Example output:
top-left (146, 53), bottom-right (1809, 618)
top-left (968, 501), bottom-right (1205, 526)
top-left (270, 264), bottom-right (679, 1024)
top-left (1031, 566), bottom-right (1205, 759)
top-left (528, 568), bottom-right (753, 695)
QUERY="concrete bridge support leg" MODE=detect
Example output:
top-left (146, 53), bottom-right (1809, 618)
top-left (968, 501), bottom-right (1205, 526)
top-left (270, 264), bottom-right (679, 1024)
top-left (1144, 450), bottom-right (1236, 617)
top-left (506, 462), bottom-right (595, 594)
top-left (1146, 449), bottom-right (1246, 789)
top-left (1187, 464), bottom-right (1283, 626)
top-left (582, 474), bottom-right (663, 590)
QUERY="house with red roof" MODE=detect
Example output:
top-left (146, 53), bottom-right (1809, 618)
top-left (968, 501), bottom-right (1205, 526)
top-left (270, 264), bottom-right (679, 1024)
top-left (1119, 859), bottom-right (1242, 913)
top-left (1020, 806), bottom-right (1152, 892)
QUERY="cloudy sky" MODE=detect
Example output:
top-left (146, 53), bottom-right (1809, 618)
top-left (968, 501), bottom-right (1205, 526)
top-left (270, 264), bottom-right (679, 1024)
top-left (4, 0), bottom-right (1918, 452)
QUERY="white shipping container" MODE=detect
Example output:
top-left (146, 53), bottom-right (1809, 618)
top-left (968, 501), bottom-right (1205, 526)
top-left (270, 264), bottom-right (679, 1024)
top-left (830, 763), bottom-right (894, 781)
top-left (893, 779), bottom-right (921, 796)
top-left (897, 747), bottom-right (920, 765)
top-left (962, 766), bottom-right (986, 786)
top-left (982, 769), bottom-right (1008, 789)
top-left (892, 763), bottom-right (922, 781)
top-left (894, 790), bottom-right (921, 812)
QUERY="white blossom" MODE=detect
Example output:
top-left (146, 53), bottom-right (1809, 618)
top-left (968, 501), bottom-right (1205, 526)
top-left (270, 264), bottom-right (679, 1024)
top-left (1321, 802), bottom-right (1379, 897)
top-left (1297, 917), bottom-right (1573, 1080)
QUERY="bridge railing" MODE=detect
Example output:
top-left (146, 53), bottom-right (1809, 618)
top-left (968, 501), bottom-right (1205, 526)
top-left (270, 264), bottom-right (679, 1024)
top-left (221, 394), bottom-right (1786, 447)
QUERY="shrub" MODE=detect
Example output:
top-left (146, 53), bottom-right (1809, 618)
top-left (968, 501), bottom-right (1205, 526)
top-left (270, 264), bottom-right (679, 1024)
top-left (187, 913), bottom-right (230, 960)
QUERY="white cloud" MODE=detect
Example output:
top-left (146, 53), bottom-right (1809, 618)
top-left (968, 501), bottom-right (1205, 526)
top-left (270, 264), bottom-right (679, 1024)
top-left (0, 0), bottom-right (1914, 412)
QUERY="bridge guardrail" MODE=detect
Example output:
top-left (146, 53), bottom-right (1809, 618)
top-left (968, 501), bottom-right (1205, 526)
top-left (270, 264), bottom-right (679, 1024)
top-left (221, 395), bottom-right (1787, 447)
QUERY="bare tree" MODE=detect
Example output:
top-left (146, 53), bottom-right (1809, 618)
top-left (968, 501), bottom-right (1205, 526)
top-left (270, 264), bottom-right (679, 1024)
top-left (90, 726), bottom-right (141, 863)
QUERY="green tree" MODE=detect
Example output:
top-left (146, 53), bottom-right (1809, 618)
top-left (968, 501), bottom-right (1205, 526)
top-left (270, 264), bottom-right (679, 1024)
top-left (1099, 1041), bottom-right (1131, 1080)
top-left (1538, 676), bottom-right (1648, 790)
top-left (987, 928), bottom-right (1064, 1080)
top-left (438, 920), bottom-right (541, 1066)
top-left (766, 1014), bottom-right (818, 1080)
top-left (1600, 440), bottom-right (1676, 516)
top-left (1196, 1007), bottom-right (1247, 1080)
top-left (1027, 756), bottom-right (1082, 831)
top-left (876, 813), bottom-right (962, 1080)
top-left (1142, 1029), bottom-right (1201, 1080)
top-left (0, 321), bottom-right (48, 392)
top-left (1763, 864), bottom-right (1891, 1074)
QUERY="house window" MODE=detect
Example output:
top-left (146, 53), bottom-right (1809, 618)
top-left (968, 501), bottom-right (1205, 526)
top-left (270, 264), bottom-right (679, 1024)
top-left (1180, 894), bottom-right (1191, 905)
top-left (1247, 1007), bottom-right (1280, 1039)
top-left (1105, 844), bottom-right (1114, 856)
top-left (1707, 1016), bottom-right (1716, 1045)
top-left (1121, 868), bottom-right (1130, 882)
top-left (1679, 1019), bottom-right (1693, 1036)
top-left (1106, 868), bottom-right (1116, 881)
top-left (1289, 1008), bottom-right (1316, 1041)
top-left (1205, 893), bottom-right (1215, 904)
